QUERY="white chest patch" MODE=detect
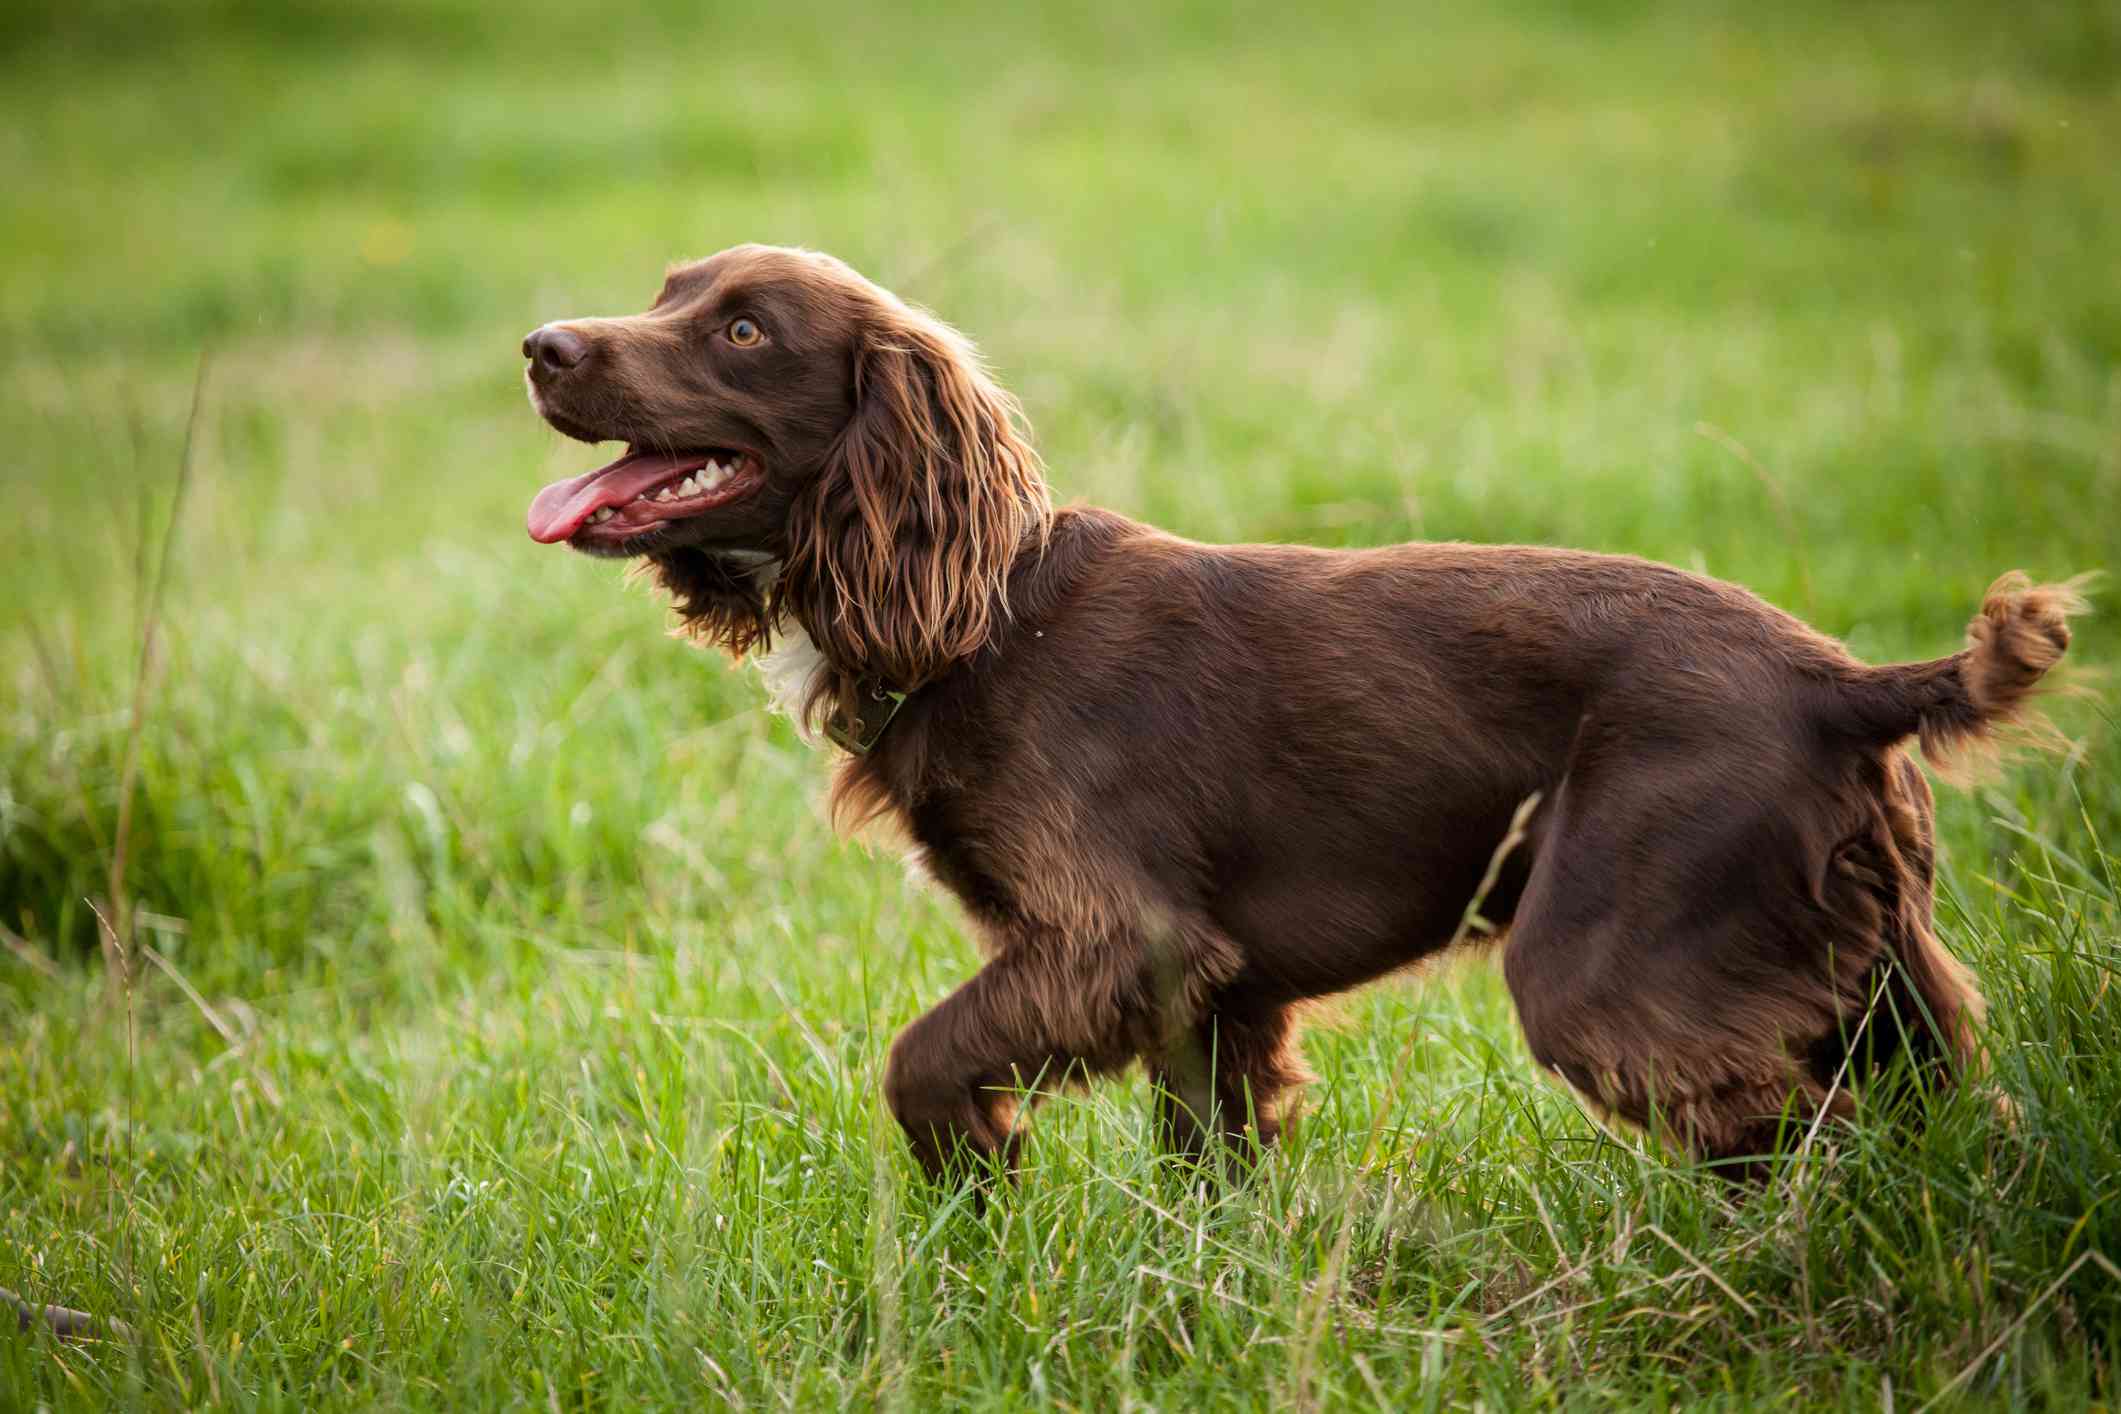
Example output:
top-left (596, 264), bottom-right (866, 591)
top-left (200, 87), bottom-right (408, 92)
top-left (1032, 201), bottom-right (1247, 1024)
top-left (730, 557), bottom-right (829, 745)
top-left (752, 616), bottom-right (829, 745)
top-left (755, 623), bottom-right (827, 746)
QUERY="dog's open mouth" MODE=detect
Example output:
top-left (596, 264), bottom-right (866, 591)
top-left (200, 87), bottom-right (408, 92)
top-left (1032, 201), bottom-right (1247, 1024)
top-left (526, 447), bottom-right (763, 546)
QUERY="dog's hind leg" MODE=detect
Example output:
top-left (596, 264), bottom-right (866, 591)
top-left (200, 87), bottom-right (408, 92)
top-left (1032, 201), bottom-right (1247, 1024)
top-left (1499, 722), bottom-right (1897, 1175)
top-left (1804, 750), bottom-right (1983, 1100)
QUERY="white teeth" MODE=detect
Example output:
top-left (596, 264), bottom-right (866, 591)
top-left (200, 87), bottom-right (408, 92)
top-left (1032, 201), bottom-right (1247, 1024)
top-left (588, 506), bottom-right (615, 525)
top-left (615, 460), bottom-right (743, 518)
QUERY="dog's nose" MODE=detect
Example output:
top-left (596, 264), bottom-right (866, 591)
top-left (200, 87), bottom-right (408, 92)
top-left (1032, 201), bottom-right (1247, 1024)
top-left (522, 324), bottom-right (588, 373)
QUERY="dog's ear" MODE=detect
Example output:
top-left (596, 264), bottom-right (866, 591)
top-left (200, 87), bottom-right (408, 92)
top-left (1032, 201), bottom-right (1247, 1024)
top-left (780, 308), bottom-right (1048, 731)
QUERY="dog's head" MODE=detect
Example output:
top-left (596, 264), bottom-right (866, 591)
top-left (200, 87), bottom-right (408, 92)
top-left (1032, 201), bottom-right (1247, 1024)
top-left (523, 245), bottom-right (1048, 696)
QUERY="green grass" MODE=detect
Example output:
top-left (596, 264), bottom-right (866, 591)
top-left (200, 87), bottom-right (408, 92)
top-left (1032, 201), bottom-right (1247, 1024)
top-left (4, 0), bottom-right (2120, 1406)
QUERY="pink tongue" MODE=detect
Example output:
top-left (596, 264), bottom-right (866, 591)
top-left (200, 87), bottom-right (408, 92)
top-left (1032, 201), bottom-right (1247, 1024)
top-left (526, 450), bottom-right (706, 543)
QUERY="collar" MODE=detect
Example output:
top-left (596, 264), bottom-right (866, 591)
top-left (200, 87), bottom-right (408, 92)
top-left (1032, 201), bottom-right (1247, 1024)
top-left (824, 682), bottom-right (908, 755)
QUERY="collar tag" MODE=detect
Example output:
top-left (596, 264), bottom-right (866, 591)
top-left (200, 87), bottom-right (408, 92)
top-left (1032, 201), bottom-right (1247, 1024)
top-left (824, 686), bottom-right (907, 755)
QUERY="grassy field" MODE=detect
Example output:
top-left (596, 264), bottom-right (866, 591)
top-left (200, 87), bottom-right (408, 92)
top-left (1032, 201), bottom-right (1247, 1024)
top-left (4, 0), bottom-right (2120, 1406)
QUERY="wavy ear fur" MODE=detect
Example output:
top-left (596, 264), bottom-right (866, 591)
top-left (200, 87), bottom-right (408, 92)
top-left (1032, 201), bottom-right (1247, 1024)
top-left (779, 306), bottom-right (1049, 733)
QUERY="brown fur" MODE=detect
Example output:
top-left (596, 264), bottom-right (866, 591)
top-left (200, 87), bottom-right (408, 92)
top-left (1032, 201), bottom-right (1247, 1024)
top-left (523, 245), bottom-right (2087, 1180)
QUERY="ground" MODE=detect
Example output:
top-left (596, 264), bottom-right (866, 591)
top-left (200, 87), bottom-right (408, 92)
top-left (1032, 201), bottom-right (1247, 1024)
top-left (3, 0), bottom-right (2119, 1407)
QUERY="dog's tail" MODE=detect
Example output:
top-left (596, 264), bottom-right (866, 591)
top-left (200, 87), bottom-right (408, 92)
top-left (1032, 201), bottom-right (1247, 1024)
top-left (1824, 572), bottom-right (2090, 773)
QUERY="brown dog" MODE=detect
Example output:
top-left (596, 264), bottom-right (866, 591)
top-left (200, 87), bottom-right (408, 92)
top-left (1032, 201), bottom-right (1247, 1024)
top-left (523, 244), bottom-right (2081, 1179)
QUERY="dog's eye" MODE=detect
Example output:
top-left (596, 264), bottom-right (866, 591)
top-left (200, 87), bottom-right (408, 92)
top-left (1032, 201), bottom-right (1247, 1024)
top-left (727, 317), bottom-right (763, 347)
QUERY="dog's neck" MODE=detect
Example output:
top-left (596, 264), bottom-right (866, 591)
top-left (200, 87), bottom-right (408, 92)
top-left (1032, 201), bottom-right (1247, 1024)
top-left (644, 542), bottom-right (946, 752)
top-left (742, 559), bottom-right (909, 754)
top-left (705, 507), bottom-right (1122, 755)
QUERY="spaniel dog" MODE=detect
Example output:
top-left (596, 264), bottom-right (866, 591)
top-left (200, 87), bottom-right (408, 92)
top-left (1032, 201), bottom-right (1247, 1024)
top-left (523, 245), bottom-right (2080, 1179)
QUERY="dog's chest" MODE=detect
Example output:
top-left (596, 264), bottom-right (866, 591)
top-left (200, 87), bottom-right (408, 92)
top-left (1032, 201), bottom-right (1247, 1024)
top-left (748, 607), bottom-right (1025, 936)
top-left (902, 799), bottom-right (1022, 930)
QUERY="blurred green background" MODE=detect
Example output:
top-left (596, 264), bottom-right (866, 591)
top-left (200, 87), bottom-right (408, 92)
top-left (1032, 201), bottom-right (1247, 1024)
top-left (4, 1), bottom-right (2119, 1408)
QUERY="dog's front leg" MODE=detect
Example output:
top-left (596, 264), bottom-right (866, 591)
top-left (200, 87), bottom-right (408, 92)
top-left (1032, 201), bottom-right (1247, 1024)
top-left (1149, 998), bottom-right (1309, 1165)
top-left (883, 941), bottom-right (1146, 1183)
